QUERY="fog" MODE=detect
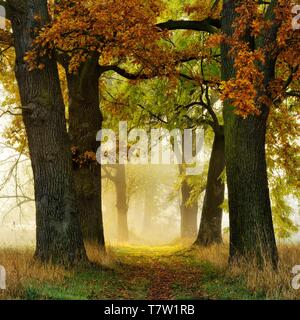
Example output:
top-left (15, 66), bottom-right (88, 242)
top-left (0, 155), bottom-right (299, 248)
top-left (0, 114), bottom-right (299, 248)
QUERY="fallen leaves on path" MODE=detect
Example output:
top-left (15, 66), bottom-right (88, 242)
top-left (115, 248), bottom-right (208, 300)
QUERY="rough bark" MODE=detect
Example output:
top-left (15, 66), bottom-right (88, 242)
top-left (66, 57), bottom-right (105, 252)
top-left (195, 129), bottom-right (225, 246)
top-left (114, 165), bottom-right (129, 242)
top-left (8, 0), bottom-right (86, 264)
top-left (221, 0), bottom-right (278, 267)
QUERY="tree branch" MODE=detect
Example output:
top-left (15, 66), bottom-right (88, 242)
top-left (137, 104), bottom-right (168, 124)
top-left (156, 18), bottom-right (221, 34)
top-left (286, 91), bottom-right (300, 98)
top-left (102, 166), bottom-right (117, 182)
top-left (99, 65), bottom-right (149, 80)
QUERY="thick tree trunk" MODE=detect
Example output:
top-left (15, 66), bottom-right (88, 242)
top-left (221, 0), bottom-right (278, 267)
top-left (66, 57), bottom-right (105, 252)
top-left (180, 179), bottom-right (198, 240)
top-left (195, 129), bottom-right (225, 246)
top-left (9, 0), bottom-right (86, 264)
top-left (114, 165), bottom-right (129, 242)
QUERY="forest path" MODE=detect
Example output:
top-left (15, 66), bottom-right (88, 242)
top-left (7, 245), bottom-right (261, 300)
top-left (113, 246), bottom-right (209, 300)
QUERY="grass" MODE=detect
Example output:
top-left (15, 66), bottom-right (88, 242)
top-left (0, 244), bottom-right (299, 300)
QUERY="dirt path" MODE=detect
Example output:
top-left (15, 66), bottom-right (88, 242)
top-left (116, 248), bottom-right (207, 300)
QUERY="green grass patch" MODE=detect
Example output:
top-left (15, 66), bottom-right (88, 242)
top-left (1, 245), bottom-right (285, 300)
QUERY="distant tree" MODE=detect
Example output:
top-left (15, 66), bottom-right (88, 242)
top-left (103, 164), bottom-right (129, 243)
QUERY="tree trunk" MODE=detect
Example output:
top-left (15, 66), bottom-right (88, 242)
top-left (143, 187), bottom-right (155, 233)
top-left (180, 178), bottom-right (198, 240)
top-left (9, 0), bottom-right (86, 264)
top-left (221, 0), bottom-right (278, 267)
top-left (114, 165), bottom-right (129, 242)
top-left (195, 129), bottom-right (225, 246)
top-left (66, 57), bottom-right (105, 252)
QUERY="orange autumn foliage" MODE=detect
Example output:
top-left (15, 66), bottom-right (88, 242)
top-left (26, 0), bottom-right (176, 77)
top-left (218, 0), bottom-right (300, 117)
